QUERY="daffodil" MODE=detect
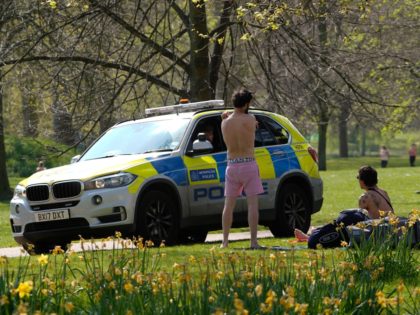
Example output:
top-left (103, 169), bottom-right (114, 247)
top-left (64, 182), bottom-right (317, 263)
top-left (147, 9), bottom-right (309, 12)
top-left (64, 302), bottom-right (74, 313)
top-left (16, 281), bottom-right (33, 299)
top-left (37, 254), bottom-right (48, 266)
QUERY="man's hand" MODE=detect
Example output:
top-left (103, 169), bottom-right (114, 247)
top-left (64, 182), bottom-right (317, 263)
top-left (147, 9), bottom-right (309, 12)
top-left (221, 111), bottom-right (231, 120)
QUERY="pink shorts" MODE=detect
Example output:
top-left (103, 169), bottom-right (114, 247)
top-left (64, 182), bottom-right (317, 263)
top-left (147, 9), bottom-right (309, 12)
top-left (225, 160), bottom-right (264, 197)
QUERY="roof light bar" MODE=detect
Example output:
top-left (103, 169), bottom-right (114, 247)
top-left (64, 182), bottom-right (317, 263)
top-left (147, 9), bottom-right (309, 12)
top-left (145, 100), bottom-right (225, 116)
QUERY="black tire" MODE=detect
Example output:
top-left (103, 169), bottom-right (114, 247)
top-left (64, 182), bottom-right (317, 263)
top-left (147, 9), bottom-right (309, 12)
top-left (136, 190), bottom-right (180, 246)
top-left (23, 240), bottom-right (69, 255)
top-left (180, 229), bottom-right (208, 244)
top-left (269, 183), bottom-right (311, 237)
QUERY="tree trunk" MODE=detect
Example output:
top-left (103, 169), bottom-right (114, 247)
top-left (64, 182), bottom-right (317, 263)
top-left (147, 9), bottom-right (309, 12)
top-left (361, 126), bottom-right (366, 156)
top-left (189, 0), bottom-right (211, 101)
top-left (338, 101), bottom-right (350, 157)
top-left (315, 1), bottom-right (330, 171)
top-left (318, 115), bottom-right (328, 171)
top-left (0, 70), bottom-right (11, 198)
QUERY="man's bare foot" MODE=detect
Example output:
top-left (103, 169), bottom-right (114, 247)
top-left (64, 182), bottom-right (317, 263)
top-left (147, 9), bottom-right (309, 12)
top-left (294, 229), bottom-right (309, 242)
top-left (220, 243), bottom-right (228, 248)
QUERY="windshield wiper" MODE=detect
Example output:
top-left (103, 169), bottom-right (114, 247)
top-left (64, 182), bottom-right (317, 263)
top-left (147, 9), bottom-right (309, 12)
top-left (143, 149), bottom-right (173, 154)
top-left (86, 153), bottom-right (133, 161)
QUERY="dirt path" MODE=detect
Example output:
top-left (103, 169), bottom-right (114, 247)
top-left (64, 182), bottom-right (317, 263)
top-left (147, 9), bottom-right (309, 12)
top-left (0, 230), bottom-right (274, 257)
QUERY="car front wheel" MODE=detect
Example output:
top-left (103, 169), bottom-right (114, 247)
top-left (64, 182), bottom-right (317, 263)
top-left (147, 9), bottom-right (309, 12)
top-left (269, 183), bottom-right (311, 237)
top-left (136, 190), bottom-right (180, 246)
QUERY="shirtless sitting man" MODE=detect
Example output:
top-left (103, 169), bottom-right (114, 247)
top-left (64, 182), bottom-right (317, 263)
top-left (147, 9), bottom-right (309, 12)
top-left (294, 165), bottom-right (394, 246)
top-left (220, 88), bottom-right (264, 249)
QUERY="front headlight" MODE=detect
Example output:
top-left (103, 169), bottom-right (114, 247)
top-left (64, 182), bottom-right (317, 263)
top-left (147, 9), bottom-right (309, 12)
top-left (14, 185), bottom-right (26, 198)
top-left (84, 172), bottom-right (137, 190)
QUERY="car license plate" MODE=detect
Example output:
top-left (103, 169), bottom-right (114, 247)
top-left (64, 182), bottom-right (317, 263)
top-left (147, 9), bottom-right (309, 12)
top-left (35, 209), bottom-right (70, 222)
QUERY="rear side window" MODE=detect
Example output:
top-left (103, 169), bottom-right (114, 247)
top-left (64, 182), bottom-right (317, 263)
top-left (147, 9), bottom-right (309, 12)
top-left (255, 115), bottom-right (289, 147)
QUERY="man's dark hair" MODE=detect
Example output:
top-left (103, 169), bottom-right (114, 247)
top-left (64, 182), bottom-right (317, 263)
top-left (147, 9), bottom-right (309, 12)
top-left (231, 89), bottom-right (253, 108)
top-left (358, 165), bottom-right (378, 187)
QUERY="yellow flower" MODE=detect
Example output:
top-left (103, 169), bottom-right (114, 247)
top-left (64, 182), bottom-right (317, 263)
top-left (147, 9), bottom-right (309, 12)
top-left (16, 281), bottom-right (33, 299)
top-left (340, 241), bottom-right (348, 247)
top-left (52, 245), bottom-right (64, 255)
top-left (295, 303), bottom-right (308, 315)
top-left (17, 302), bottom-right (28, 314)
top-left (234, 298), bottom-right (244, 311)
top-left (0, 256), bottom-right (7, 266)
top-left (115, 231), bottom-right (122, 238)
top-left (124, 282), bottom-right (134, 294)
top-left (0, 295), bottom-right (9, 305)
top-left (64, 302), bottom-right (74, 313)
top-left (37, 254), bottom-right (48, 266)
top-left (255, 284), bottom-right (263, 296)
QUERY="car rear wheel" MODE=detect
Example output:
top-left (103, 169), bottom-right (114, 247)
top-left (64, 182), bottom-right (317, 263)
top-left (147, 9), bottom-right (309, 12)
top-left (269, 183), bottom-right (311, 237)
top-left (137, 190), bottom-right (180, 246)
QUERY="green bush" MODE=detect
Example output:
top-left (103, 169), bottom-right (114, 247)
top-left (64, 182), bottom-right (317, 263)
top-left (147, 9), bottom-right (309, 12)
top-left (5, 136), bottom-right (79, 177)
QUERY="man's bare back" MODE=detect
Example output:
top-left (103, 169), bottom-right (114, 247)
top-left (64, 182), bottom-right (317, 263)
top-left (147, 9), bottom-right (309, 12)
top-left (221, 112), bottom-right (257, 159)
top-left (358, 187), bottom-right (393, 219)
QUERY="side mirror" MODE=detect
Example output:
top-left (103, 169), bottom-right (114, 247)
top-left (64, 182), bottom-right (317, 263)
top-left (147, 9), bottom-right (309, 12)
top-left (71, 155), bottom-right (81, 164)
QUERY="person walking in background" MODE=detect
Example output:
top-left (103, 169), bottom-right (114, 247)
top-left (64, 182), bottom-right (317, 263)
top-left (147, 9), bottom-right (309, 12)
top-left (36, 161), bottom-right (46, 172)
top-left (409, 143), bottom-right (416, 167)
top-left (220, 88), bottom-right (264, 249)
top-left (379, 146), bottom-right (390, 168)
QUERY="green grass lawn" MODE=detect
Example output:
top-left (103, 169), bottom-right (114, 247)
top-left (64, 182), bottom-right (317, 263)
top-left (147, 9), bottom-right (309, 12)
top-left (1, 159), bottom-right (419, 248)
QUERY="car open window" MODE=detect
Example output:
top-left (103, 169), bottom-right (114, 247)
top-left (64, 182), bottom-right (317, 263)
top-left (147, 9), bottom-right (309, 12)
top-left (187, 116), bottom-right (225, 154)
top-left (255, 115), bottom-right (289, 147)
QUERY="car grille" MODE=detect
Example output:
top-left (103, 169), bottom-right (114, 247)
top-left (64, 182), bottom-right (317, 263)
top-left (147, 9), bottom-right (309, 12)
top-left (52, 181), bottom-right (82, 199)
top-left (31, 201), bottom-right (80, 211)
top-left (26, 185), bottom-right (49, 202)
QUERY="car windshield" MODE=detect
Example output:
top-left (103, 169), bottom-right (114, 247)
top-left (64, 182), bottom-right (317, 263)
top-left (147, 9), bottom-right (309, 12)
top-left (80, 118), bottom-right (190, 161)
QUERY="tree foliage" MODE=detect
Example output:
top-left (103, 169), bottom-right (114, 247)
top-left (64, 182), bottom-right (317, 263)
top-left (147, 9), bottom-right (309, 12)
top-left (0, 0), bottom-right (418, 195)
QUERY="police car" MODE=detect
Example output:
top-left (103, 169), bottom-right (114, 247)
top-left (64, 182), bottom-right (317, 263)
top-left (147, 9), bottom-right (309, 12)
top-left (10, 100), bottom-right (323, 253)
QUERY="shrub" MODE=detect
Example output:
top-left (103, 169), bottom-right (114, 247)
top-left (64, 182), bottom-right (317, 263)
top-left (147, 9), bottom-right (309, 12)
top-left (5, 136), bottom-right (79, 177)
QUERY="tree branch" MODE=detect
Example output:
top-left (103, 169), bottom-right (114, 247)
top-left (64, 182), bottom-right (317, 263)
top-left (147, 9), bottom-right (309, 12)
top-left (88, 0), bottom-right (189, 73)
top-left (2, 55), bottom-right (188, 96)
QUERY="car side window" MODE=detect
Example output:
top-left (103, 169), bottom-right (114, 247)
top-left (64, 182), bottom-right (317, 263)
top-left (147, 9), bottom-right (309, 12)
top-left (187, 116), bottom-right (225, 154)
top-left (255, 115), bottom-right (289, 147)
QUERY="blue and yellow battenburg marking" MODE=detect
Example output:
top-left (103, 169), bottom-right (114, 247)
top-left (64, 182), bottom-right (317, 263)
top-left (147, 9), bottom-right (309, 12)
top-left (127, 143), bottom-right (307, 195)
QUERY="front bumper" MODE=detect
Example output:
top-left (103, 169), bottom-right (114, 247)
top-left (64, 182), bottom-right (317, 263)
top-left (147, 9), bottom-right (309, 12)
top-left (10, 186), bottom-right (138, 246)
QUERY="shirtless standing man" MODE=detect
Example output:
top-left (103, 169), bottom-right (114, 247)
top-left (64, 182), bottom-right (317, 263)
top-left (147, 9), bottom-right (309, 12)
top-left (294, 165), bottom-right (393, 242)
top-left (220, 89), bottom-right (264, 249)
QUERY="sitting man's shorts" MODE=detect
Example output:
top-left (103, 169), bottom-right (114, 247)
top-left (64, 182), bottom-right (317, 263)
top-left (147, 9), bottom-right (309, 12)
top-left (225, 158), bottom-right (264, 197)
